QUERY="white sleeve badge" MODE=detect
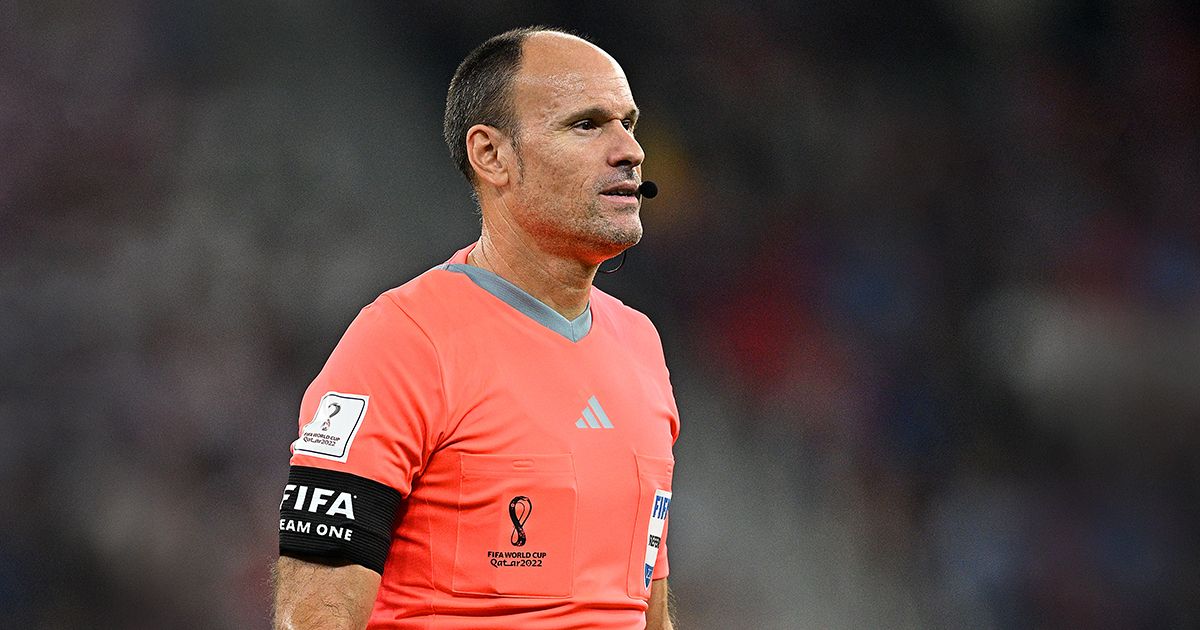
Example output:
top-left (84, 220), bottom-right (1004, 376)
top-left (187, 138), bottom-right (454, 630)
top-left (642, 489), bottom-right (672, 588)
top-left (292, 392), bottom-right (369, 462)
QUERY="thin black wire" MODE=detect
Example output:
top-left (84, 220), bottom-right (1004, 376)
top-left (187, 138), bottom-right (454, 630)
top-left (598, 250), bottom-right (627, 274)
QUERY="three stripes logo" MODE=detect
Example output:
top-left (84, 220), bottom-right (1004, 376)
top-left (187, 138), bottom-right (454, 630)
top-left (574, 396), bottom-right (614, 429)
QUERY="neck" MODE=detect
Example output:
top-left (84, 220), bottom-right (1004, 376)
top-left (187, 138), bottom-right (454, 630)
top-left (467, 221), bottom-right (598, 321)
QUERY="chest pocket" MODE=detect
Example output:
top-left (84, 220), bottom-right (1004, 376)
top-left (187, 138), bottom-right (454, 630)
top-left (626, 453), bottom-right (674, 599)
top-left (452, 453), bottom-right (577, 598)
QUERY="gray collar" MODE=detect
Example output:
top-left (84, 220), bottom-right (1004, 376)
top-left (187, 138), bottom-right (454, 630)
top-left (435, 263), bottom-right (593, 342)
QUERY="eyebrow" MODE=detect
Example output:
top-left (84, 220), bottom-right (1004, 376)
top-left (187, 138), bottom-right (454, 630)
top-left (563, 106), bottom-right (640, 126)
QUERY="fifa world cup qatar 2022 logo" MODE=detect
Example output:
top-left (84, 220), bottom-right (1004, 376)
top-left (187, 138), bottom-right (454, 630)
top-left (508, 496), bottom-right (532, 547)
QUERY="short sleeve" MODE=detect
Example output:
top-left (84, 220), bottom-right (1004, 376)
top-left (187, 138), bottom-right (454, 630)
top-left (289, 294), bottom-right (446, 497)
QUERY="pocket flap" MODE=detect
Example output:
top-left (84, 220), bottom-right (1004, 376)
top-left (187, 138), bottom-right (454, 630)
top-left (460, 453), bottom-right (576, 476)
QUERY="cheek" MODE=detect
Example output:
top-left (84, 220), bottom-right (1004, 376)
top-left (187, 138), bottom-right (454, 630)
top-left (529, 155), bottom-right (590, 196)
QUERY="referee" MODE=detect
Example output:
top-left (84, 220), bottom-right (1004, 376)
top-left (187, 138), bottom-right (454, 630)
top-left (273, 27), bottom-right (679, 629)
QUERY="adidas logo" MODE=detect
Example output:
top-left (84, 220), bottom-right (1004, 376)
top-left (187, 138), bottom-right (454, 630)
top-left (574, 396), bottom-right (614, 429)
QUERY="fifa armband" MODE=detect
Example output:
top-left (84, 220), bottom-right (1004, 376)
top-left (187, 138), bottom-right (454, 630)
top-left (278, 466), bottom-right (401, 574)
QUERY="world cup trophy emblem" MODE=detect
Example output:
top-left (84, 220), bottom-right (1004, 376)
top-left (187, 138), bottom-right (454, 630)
top-left (508, 496), bottom-right (532, 547)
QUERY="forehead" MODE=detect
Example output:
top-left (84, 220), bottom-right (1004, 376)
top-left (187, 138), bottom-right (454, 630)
top-left (512, 33), bottom-right (636, 120)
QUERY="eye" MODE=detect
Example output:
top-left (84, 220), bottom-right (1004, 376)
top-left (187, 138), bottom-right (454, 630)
top-left (574, 119), bottom-right (598, 131)
top-left (622, 119), bottom-right (634, 131)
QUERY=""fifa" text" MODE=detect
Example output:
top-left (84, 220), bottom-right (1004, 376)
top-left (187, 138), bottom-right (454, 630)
top-left (280, 484), bottom-right (356, 520)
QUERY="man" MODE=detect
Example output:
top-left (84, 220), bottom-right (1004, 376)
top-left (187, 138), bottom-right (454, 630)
top-left (273, 27), bottom-right (679, 629)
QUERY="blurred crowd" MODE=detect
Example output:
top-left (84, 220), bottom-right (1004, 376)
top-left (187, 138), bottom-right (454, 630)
top-left (3, 1), bottom-right (1197, 628)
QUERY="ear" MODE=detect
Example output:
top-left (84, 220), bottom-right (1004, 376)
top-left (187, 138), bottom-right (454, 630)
top-left (465, 124), bottom-right (514, 188)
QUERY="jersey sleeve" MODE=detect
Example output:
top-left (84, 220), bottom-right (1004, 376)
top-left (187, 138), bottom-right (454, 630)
top-left (279, 294), bottom-right (447, 573)
top-left (290, 295), bottom-right (446, 490)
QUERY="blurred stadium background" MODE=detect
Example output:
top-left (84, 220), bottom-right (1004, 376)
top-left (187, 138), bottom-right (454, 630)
top-left (3, 1), bottom-right (1198, 628)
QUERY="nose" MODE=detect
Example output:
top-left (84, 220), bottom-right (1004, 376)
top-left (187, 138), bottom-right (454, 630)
top-left (608, 123), bottom-right (645, 169)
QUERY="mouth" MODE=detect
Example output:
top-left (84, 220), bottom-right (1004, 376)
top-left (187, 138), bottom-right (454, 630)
top-left (598, 181), bottom-right (642, 203)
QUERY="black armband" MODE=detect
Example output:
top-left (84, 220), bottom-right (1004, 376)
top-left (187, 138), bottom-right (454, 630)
top-left (278, 466), bottom-right (402, 574)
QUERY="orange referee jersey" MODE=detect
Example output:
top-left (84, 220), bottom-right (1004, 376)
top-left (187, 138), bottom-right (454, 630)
top-left (288, 244), bottom-right (679, 629)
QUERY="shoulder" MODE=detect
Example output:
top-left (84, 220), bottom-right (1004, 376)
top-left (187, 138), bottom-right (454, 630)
top-left (591, 286), bottom-right (665, 351)
top-left (329, 267), bottom-right (477, 359)
top-left (373, 265), bottom-right (479, 326)
top-left (592, 284), bottom-right (655, 323)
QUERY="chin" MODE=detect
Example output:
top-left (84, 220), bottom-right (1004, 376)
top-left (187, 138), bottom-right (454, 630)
top-left (601, 231), bottom-right (642, 256)
top-left (602, 220), bottom-right (643, 248)
top-left (573, 211), bottom-right (642, 255)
